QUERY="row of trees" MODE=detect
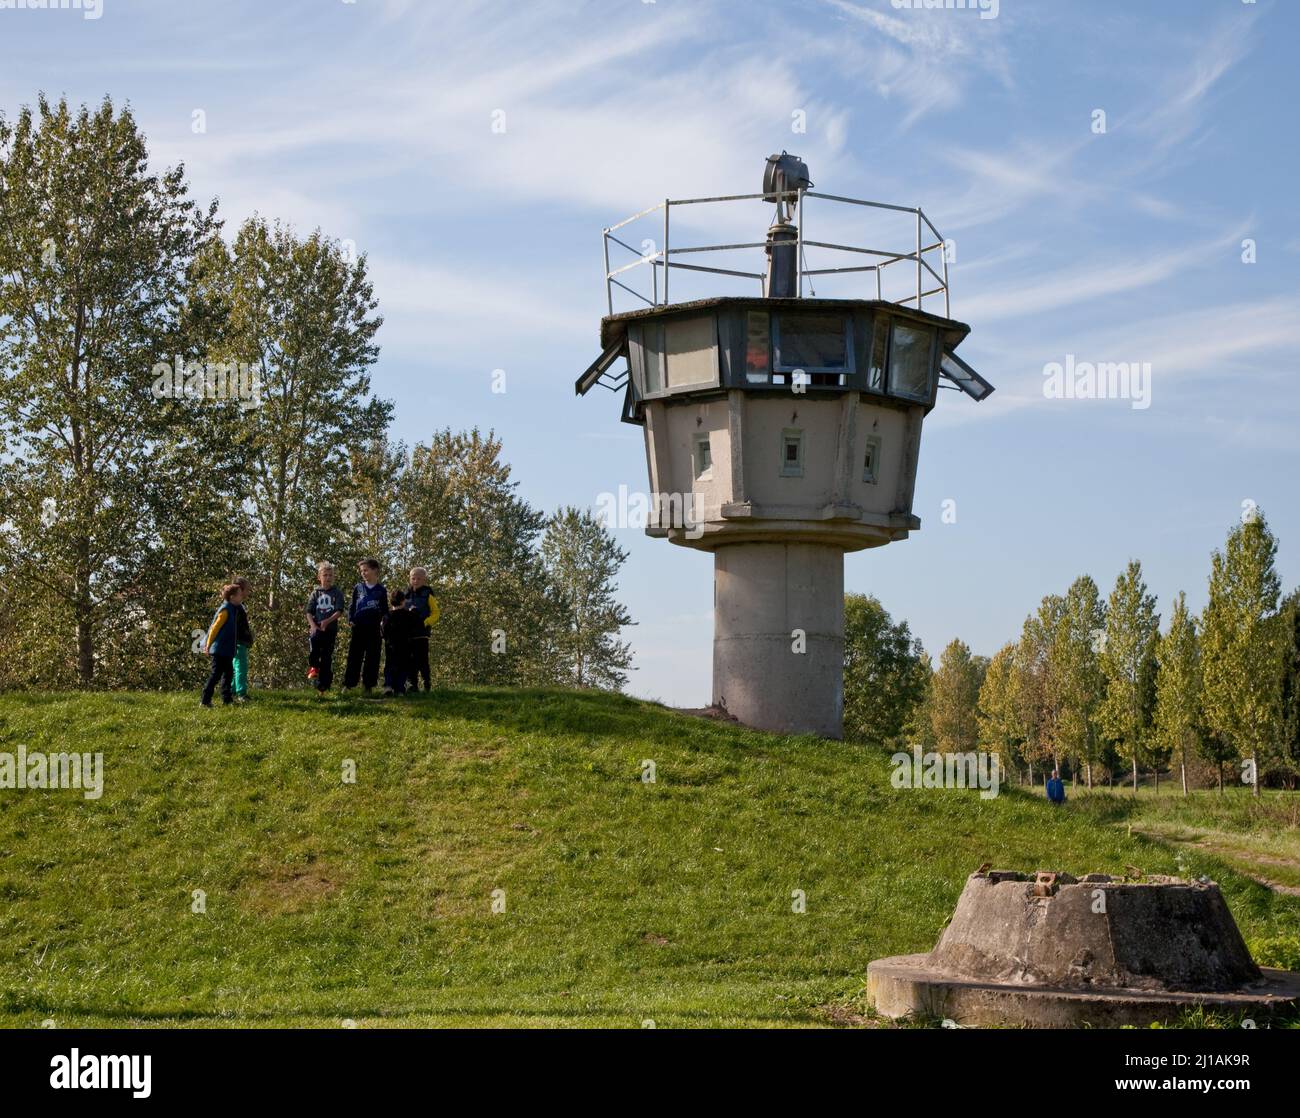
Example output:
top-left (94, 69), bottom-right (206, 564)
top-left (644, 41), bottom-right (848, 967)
top-left (0, 95), bottom-right (633, 693)
top-left (895, 514), bottom-right (1297, 793)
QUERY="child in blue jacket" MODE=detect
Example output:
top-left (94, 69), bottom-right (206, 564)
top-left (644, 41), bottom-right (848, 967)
top-left (201, 583), bottom-right (244, 707)
top-left (342, 558), bottom-right (387, 694)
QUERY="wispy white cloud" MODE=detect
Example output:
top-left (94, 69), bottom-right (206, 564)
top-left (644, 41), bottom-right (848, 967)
top-left (1124, 14), bottom-right (1255, 157)
top-left (958, 225), bottom-right (1249, 322)
top-left (819, 0), bottom-right (1013, 127)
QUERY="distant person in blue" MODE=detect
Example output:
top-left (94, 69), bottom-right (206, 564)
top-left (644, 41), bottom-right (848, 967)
top-left (1046, 769), bottom-right (1066, 805)
top-left (342, 558), bottom-right (388, 695)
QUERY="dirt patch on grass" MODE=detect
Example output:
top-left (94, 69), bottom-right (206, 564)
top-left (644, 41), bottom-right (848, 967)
top-left (676, 705), bottom-right (740, 724)
top-left (817, 1001), bottom-right (884, 1028)
top-left (1133, 826), bottom-right (1300, 897)
top-left (242, 867), bottom-right (341, 915)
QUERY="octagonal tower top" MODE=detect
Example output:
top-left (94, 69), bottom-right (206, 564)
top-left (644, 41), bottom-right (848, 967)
top-left (577, 153), bottom-right (994, 419)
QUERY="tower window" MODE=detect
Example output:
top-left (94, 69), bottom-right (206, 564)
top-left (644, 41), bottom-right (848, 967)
top-left (745, 311), bottom-right (770, 383)
top-left (693, 433), bottom-right (713, 480)
top-left (780, 429), bottom-right (804, 477)
top-left (773, 313), bottom-right (852, 384)
top-left (862, 434), bottom-right (882, 484)
top-left (888, 322), bottom-right (934, 401)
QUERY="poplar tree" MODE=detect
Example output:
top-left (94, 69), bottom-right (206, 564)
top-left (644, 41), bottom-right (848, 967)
top-left (1153, 591), bottom-right (1201, 796)
top-left (1278, 591), bottom-right (1300, 789)
top-left (1202, 512), bottom-right (1283, 796)
top-left (928, 639), bottom-right (984, 754)
top-left (1098, 561), bottom-right (1160, 794)
top-left (978, 643), bottom-right (1028, 780)
top-left (1050, 576), bottom-right (1107, 788)
top-left (1015, 597), bottom-right (1064, 779)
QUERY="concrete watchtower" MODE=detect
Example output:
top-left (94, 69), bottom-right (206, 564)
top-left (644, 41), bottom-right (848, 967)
top-left (577, 154), bottom-right (993, 738)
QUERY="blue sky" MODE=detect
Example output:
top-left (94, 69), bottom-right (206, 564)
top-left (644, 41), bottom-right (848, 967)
top-left (3, 0), bottom-right (1297, 705)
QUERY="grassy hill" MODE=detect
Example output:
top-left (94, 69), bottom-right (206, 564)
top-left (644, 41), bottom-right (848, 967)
top-left (1, 687), bottom-right (1298, 1028)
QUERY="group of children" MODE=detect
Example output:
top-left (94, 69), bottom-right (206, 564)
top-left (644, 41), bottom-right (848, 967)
top-left (200, 560), bottom-right (438, 706)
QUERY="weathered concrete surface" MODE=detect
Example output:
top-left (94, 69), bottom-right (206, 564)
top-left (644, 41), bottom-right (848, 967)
top-left (868, 954), bottom-right (1300, 1028)
top-left (868, 870), bottom-right (1300, 1027)
top-left (711, 541), bottom-right (843, 738)
top-left (932, 871), bottom-right (1259, 992)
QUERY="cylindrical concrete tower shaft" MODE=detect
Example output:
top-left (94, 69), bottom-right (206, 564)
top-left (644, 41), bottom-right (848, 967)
top-left (712, 542), bottom-right (844, 738)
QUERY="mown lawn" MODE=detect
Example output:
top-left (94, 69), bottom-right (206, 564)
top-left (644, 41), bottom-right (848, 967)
top-left (0, 688), bottom-right (1297, 1028)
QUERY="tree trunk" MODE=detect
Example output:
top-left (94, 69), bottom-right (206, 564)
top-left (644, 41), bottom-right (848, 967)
top-left (1180, 759), bottom-right (1188, 797)
top-left (1132, 757), bottom-right (1138, 795)
top-left (1086, 761), bottom-right (1093, 790)
top-left (1216, 763), bottom-right (1223, 792)
top-left (75, 535), bottom-right (95, 686)
top-left (1154, 767), bottom-right (1159, 795)
top-left (1251, 751), bottom-right (1260, 797)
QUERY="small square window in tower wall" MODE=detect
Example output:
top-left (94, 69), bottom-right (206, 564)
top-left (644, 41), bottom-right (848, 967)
top-left (862, 434), bottom-right (882, 484)
top-left (780, 428), bottom-right (804, 477)
top-left (693, 432), bottom-right (713, 481)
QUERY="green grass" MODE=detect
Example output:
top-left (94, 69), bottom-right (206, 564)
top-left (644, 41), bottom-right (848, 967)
top-left (1, 688), bottom-right (1298, 1028)
top-left (1085, 784), bottom-right (1300, 897)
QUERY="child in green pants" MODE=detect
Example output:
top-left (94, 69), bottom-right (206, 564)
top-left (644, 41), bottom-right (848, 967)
top-left (232, 576), bottom-right (254, 700)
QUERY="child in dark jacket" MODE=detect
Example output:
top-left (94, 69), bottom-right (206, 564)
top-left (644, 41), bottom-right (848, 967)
top-left (342, 558), bottom-right (387, 694)
top-left (405, 566), bottom-right (437, 692)
top-left (201, 583), bottom-right (244, 707)
top-left (306, 562), bottom-right (346, 694)
top-left (382, 589), bottom-right (420, 696)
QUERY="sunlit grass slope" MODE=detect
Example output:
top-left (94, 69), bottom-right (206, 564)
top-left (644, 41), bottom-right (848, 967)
top-left (1, 688), bottom-right (1297, 1027)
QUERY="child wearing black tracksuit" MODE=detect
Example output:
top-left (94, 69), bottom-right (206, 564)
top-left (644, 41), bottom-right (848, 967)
top-left (381, 590), bottom-right (421, 696)
top-left (343, 558), bottom-right (387, 693)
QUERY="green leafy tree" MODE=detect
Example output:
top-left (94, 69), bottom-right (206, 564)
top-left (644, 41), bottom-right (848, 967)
top-left (1049, 576), bottom-right (1107, 787)
top-left (0, 95), bottom-right (221, 686)
top-left (1201, 511), bottom-right (1283, 796)
top-left (978, 643), bottom-right (1029, 779)
top-left (1153, 591), bottom-right (1201, 796)
top-left (1015, 597), bottom-right (1064, 781)
top-left (193, 218), bottom-right (390, 684)
top-left (1098, 561), bottom-right (1160, 793)
top-left (904, 651), bottom-right (936, 750)
top-left (1277, 590), bottom-right (1300, 789)
top-left (541, 507), bottom-right (634, 690)
top-left (927, 639), bottom-right (984, 754)
top-left (404, 429), bottom-right (564, 686)
top-left (841, 594), bottom-right (928, 744)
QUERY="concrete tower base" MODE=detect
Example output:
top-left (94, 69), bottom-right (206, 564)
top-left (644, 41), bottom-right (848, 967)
top-left (712, 542), bottom-right (844, 738)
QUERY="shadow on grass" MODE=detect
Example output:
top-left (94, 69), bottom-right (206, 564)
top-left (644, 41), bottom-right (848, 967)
top-left (237, 685), bottom-right (819, 756)
top-left (0, 995), bottom-right (811, 1028)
